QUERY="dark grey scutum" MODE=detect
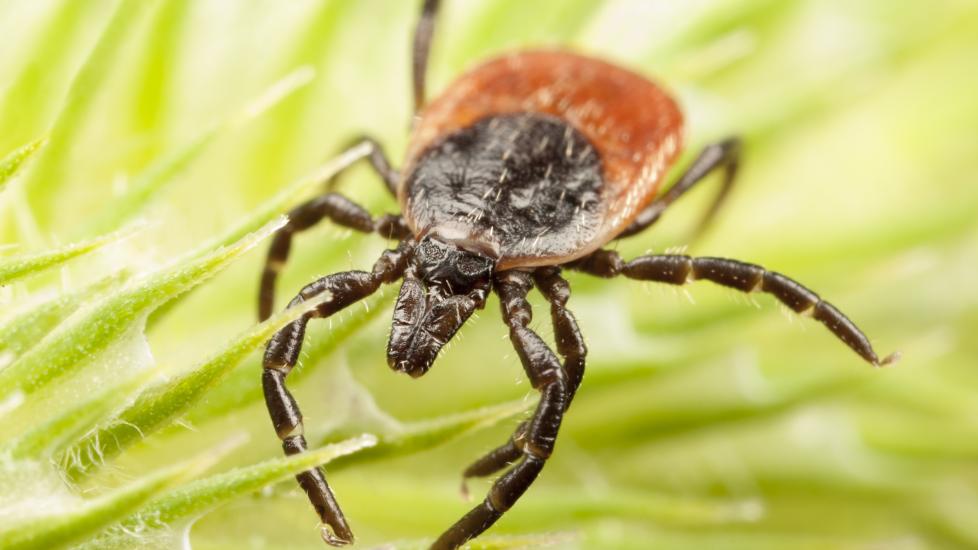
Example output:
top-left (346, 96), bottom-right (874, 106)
top-left (405, 113), bottom-right (605, 261)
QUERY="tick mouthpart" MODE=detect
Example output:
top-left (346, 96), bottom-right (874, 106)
top-left (388, 343), bottom-right (438, 378)
top-left (387, 267), bottom-right (484, 380)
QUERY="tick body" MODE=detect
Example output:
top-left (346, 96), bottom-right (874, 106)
top-left (403, 51), bottom-right (683, 268)
top-left (259, 1), bottom-right (897, 548)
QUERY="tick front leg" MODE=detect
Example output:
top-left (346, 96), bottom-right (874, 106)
top-left (259, 193), bottom-right (409, 320)
top-left (413, 0), bottom-right (441, 113)
top-left (324, 136), bottom-right (400, 195)
top-left (617, 137), bottom-right (741, 240)
top-left (263, 242), bottom-right (412, 546)
top-left (572, 249), bottom-right (898, 366)
top-left (433, 271), bottom-right (570, 550)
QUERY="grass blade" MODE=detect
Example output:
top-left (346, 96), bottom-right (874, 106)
top-left (76, 435), bottom-right (377, 550)
top-left (196, 140), bottom-right (372, 253)
top-left (20, 0), bottom-right (150, 233)
top-left (324, 399), bottom-right (531, 469)
top-left (143, 140), bottom-right (374, 327)
top-left (0, 139), bottom-right (45, 193)
top-left (0, 453), bottom-right (212, 550)
top-left (185, 291), bottom-right (388, 423)
top-left (0, 271), bottom-right (129, 359)
top-left (0, 219), bottom-right (284, 401)
top-left (0, 229), bottom-right (131, 286)
top-left (63, 292), bottom-right (329, 476)
top-left (5, 372), bottom-right (153, 460)
top-left (83, 66), bottom-right (316, 237)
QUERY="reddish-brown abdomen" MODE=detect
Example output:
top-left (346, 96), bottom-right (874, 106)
top-left (403, 50), bottom-right (685, 256)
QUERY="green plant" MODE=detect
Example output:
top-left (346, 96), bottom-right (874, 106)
top-left (1, 1), bottom-right (977, 548)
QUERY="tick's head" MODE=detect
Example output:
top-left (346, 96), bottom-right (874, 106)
top-left (387, 234), bottom-right (495, 377)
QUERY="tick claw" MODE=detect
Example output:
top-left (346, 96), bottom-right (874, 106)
top-left (878, 351), bottom-right (901, 367)
top-left (320, 525), bottom-right (353, 547)
top-left (460, 478), bottom-right (471, 502)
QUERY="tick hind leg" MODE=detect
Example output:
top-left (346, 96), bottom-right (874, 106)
top-left (258, 144), bottom-right (409, 320)
top-left (617, 136), bottom-right (741, 241)
top-left (262, 242), bottom-right (413, 545)
top-left (434, 270), bottom-right (577, 550)
top-left (572, 249), bottom-right (898, 366)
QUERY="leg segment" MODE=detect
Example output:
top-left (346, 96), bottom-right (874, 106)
top-left (617, 137), bottom-right (741, 240)
top-left (258, 193), bottom-right (409, 320)
top-left (461, 268), bottom-right (588, 484)
top-left (533, 268), bottom-right (587, 399)
top-left (262, 242), bottom-right (413, 546)
top-left (433, 271), bottom-right (570, 550)
top-left (324, 136), bottom-right (399, 196)
top-left (572, 250), bottom-right (898, 366)
top-left (461, 430), bottom-right (524, 482)
top-left (412, 0), bottom-right (441, 113)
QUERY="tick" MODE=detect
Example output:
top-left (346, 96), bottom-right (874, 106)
top-left (258, 2), bottom-right (898, 548)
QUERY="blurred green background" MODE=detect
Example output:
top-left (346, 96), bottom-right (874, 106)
top-left (2, 0), bottom-right (978, 548)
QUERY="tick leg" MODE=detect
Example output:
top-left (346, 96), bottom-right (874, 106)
top-left (617, 137), bottom-right (741, 240)
top-left (413, 0), bottom-right (441, 113)
top-left (533, 268), bottom-right (587, 399)
top-left (259, 193), bottom-right (409, 320)
top-left (324, 136), bottom-right (399, 196)
top-left (461, 268), bottom-right (587, 485)
top-left (461, 426), bottom-right (525, 483)
top-left (263, 242), bottom-right (413, 546)
top-left (572, 250), bottom-right (899, 366)
top-left (433, 271), bottom-right (570, 550)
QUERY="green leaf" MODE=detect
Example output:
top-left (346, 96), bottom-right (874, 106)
top-left (5, 371), bottom-right (153, 460)
top-left (72, 402), bottom-right (525, 547)
top-left (0, 270), bottom-right (129, 358)
top-left (0, 229), bottom-right (132, 286)
top-left (0, 1), bottom-right (104, 153)
top-left (63, 291), bottom-right (329, 476)
top-left (83, 66), bottom-right (316, 237)
top-left (185, 291), bottom-right (389, 423)
top-left (82, 126), bottom-right (218, 237)
top-left (0, 219), bottom-right (284, 402)
top-left (196, 139), bottom-right (375, 254)
top-left (20, 0), bottom-right (150, 231)
top-left (76, 435), bottom-right (377, 550)
top-left (0, 453), bottom-right (212, 550)
top-left (0, 138), bottom-right (45, 193)
top-left (324, 399), bottom-right (532, 469)
top-left (142, 140), bottom-right (378, 333)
